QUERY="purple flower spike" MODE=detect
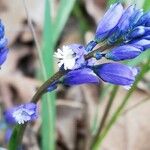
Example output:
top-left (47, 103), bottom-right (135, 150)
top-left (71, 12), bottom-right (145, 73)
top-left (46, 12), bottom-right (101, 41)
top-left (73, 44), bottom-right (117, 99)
top-left (105, 45), bottom-right (141, 61)
top-left (54, 44), bottom-right (86, 70)
top-left (94, 63), bottom-right (138, 86)
top-left (4, 103), bottom-right (37, 124)
top-left (95, 3), bottom-right (124, 42)
top-left (63, 68), bottom-right (100, 85)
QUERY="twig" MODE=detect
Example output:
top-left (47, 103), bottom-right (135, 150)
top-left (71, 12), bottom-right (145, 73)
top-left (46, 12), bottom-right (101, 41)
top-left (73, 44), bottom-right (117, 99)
top-left (122, 96), bottom-right (150, 115)
top-left (22, 0), bottom-right (47, 79)
top-left (56, 99), bottom-right (83, 108)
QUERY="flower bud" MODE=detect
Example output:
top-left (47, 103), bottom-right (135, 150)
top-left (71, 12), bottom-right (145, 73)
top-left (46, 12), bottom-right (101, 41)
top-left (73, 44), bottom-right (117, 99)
top-left (137, 11), bottom-right (150, 26)
top-left (105, 45), bottom-right (141, 61)
top-left (93, 63), bottom-right (138, 86)
top-left (130, 38), bottom-right (150, 51)
top-left (95, 3), bottom-right (124, 42)
top-left (63, 68), bottom-right (100, 85)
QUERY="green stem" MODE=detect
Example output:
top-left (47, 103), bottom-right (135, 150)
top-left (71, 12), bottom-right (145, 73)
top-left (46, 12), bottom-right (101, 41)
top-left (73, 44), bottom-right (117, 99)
top-left (92, 61), bottom-right (150, 150)
top-left (91, 86), bottom-right (118, 147)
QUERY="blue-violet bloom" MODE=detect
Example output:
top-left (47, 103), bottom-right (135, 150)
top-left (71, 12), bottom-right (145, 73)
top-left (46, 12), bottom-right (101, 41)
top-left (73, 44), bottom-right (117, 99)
top-left (4, 103), bottom-right (37, 124)
top-left (95, 3), bottom-right (124, 42)
top-left (105, 45), bottom-right (141, 61)
top-left (63, 68), bottom-right (100, 85)
top-left (129, 38), bottom-right (150, 51)
top-left (136, 11), bottom-right (150, 26)
top-left (93, 63), bottom-right (138, 86)
top-left (129, 9), bottom-right (143, 29)
top-left (0, 21), bottom-right (8, 66)
top-left (108, 5), bottom-right (135, 43)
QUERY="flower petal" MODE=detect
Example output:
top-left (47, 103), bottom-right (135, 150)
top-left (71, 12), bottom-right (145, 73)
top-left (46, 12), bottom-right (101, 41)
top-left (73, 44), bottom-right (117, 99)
top-left (63, 68), bottom-right (100, 85)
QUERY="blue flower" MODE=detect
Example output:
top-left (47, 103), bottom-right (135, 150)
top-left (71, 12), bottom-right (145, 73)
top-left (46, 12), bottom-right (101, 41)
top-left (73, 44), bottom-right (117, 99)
top-left (0, 21), bottom-right (8, 66)
top-left (63, 68), bottom-right (100, 85)
top-left (125, 26), bottom-right (145, 40)
top-left (0, 48), bottom-right (9, 65)
top-left (105, 45), bottom-right (141, 61)
top-left (129, 38), bottom-right (150, 51)
top-left (0, 21), bottom-right (5, 39)
top-left (117, 5), bottom-right (136, 32)
top-left (108, 5), bottom-right (136, 43)
top-left (95, 3), bottom-right (124, 42)
top-left (93, 63), bottom-right (138, 86)
top-left (136, 11), bottom-right (150, 26)
top-left (126, 26), bottom-right (150, 41)
top-left (129, 9), bottom-right (143, 29)
top-left (4, 103), bottom-right (37, 124)
top-left (54, 44), bottom-right (86, 70)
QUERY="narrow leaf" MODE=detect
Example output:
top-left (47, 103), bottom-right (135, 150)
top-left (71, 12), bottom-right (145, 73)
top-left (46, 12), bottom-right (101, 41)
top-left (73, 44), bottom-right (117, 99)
top-left (52, 0), bottom-right (76, 45)
top-left (41, 0), bottom-right (56, 150)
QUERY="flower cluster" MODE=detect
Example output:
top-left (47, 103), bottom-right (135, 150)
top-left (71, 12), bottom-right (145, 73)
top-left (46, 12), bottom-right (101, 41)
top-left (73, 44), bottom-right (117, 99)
top-left (0, 20), bottom-right (8, 66)
top-left (54, 3), bottom-right (147, 89)
top-left (4, 103), bottom-right (37, 124)
top-left (93, 3), bottom-right (150, 61)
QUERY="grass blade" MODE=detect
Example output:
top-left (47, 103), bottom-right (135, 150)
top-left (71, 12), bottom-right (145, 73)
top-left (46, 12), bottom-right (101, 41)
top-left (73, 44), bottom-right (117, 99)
top-left (41, 0), bottom-right (56, 150)
top-left (52, 0), bottom-right (76, 45)
top-left (41, 0), bottom-right (76, 149)
top-left (143, 0), bottom-right (150, 11)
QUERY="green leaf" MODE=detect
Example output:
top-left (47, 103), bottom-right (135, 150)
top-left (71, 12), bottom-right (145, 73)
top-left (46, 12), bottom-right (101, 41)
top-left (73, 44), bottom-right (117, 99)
top-left (8, 124), bottom-right (26, 150)
top-left (41, 0), bottom-right (56, 150)
top-left (52, 0), bottom-right (76, 45)
top-left (41, 0), bottom-right (76, 150)
top-left (143, 0), bottom-right (150, 11)
top-left (107, 0), bottom-right (124, 6)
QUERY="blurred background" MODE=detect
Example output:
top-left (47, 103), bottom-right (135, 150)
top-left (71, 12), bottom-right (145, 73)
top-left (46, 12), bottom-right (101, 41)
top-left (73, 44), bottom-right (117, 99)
top-left (0, 0), bottom-right (150, 150)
